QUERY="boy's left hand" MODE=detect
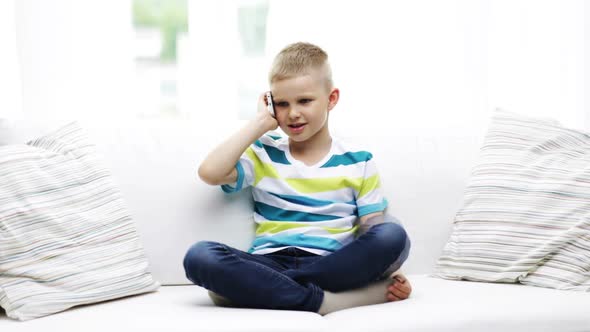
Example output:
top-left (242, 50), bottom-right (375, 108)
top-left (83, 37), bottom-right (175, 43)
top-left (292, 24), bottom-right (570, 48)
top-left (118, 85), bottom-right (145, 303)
top-left (387, 274), bottom-right (412, 301)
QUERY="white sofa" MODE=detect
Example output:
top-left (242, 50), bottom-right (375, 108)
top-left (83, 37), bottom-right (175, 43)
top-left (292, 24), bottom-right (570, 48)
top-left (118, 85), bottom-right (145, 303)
top-left (1, 119), bottom-right (589, 332)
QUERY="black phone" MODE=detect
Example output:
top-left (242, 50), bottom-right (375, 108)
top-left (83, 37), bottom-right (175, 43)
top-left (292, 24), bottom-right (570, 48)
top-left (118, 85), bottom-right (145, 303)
top-left (265, 91), bottom-right (275, 118)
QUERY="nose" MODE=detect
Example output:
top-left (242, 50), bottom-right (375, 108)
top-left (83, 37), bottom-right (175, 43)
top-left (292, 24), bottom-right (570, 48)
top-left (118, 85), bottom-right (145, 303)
top-left (288, 107), bottom-right (301, 119)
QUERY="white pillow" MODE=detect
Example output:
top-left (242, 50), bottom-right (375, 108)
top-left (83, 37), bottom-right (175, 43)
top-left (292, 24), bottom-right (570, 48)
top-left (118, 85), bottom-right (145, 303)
top-left (0, 122), bottom-right (159, 320)
top-left (434, 110), bottom-right (590, 291)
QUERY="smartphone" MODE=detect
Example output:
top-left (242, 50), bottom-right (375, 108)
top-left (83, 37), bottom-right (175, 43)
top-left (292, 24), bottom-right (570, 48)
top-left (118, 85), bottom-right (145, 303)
top-left (265, 91), bottom-right (275, 118)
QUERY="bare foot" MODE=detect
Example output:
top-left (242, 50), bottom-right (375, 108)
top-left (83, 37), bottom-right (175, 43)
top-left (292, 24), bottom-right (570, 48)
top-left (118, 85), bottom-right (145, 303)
top-left (386, 273), bottom-right (412, 302)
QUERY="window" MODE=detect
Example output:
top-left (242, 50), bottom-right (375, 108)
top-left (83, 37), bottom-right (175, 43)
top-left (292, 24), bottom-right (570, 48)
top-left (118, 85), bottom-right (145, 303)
top-left (132, 0), bottom-right (188, 118)
top-left (237, 1), bottom-right (270, 119)
top-left (131, 0), bottom-right (270, 120)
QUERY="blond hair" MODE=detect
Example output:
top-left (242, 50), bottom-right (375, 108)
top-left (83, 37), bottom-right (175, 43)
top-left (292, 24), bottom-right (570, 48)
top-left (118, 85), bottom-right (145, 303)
top-left (268, 42), bottom-right (333, 90)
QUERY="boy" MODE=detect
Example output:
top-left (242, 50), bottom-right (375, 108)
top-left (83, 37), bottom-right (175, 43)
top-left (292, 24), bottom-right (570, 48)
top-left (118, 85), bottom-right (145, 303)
top-left (184, 42), bottom-right (411, 314)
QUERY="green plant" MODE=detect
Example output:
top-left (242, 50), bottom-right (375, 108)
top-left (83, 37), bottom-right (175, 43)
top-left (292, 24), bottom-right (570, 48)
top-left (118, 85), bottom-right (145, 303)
top-left (133, 0), bottom-right (188, 62)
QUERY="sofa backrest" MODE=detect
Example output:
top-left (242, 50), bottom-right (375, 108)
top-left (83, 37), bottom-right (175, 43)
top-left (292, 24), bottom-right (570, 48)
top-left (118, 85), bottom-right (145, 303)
top-left (3, 119), bottom-right (486, 285)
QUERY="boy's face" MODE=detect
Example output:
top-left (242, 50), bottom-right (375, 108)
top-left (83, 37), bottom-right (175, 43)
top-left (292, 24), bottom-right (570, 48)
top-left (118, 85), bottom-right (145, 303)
top-left (270, 69), bottom-right (338, 143)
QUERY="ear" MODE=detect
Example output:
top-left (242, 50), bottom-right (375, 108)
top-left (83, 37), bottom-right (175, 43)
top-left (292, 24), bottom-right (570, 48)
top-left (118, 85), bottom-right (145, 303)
top-left (327, 88), bottom-right (340, 111)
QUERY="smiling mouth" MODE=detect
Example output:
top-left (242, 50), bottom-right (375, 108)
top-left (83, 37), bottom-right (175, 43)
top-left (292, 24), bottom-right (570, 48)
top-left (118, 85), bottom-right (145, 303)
top-left (288, 123), bottom-right (306, 128)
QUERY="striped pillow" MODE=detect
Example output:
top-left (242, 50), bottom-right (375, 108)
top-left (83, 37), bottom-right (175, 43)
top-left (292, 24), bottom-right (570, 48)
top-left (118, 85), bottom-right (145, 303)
top-left (434, 110), bottom-right (590, 291)
top-left (0, 123), bottom-right (160, 321)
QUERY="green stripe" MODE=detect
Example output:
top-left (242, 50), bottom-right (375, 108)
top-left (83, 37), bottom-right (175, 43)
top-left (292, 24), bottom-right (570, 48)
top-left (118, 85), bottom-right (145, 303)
top-left (286, 176), bottom-right (364, 193)
top-left (359, 174), bottom-right (381, 198)
top-left (255, 221), bottom-right (356, 236)
top-left (246, 147), bottom-right (380, 197)
top-left (246, 148), bottom-right (280, 186)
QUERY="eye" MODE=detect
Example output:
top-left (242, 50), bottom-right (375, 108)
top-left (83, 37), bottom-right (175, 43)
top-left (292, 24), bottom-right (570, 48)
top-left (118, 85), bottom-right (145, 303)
top-left (276, 101), bottom-right (289, 108)
top-left (299, 99), bottom-right (312, 104)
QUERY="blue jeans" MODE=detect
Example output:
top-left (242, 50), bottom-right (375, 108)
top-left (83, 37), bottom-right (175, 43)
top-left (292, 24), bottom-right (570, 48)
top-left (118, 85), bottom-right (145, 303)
top-left (183, 222), bottom-right (410, 312)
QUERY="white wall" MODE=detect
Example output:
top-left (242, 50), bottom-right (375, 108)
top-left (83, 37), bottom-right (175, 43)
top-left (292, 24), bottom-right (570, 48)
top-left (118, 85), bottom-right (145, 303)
top-left (484, 0), bottom-right (586, 130)
top-left (586, 0), bottom-right (590, 130)
top-left (264, 0), bottom-right (587, 135)
top-left (0, 0), bottom-right (22, 121)
top-left (15, 0), bottom-right (134, 125)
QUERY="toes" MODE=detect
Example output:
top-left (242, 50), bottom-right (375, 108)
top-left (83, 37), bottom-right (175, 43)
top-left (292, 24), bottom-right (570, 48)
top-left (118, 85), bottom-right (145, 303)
top-left (388, 287), bottom-right (407, 299)
top-left (387, 292), bottom-right (401, 302)
top-left (388, 283), bottom-right (410, 299)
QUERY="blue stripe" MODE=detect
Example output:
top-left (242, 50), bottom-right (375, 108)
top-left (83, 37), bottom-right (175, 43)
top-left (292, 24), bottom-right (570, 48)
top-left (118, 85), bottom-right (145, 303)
top-left (250, 234), bottom-right (342, 252)
top-left (254, 202), bottom-right (340, 222)
top-left (320, 151), bottom-right (373, 168)
top-left (262, 144), bottom-right (291, 165)
top-left (253, 140), bottom-right (263, 148)
top-left (269, 192), bottom-right (354, 207)
top-left (358, 199), bottom-right (388, 216)
top-left (221, 161), bottom-right (245, 193)
top-left (267, 134), bottom-right (282, 141)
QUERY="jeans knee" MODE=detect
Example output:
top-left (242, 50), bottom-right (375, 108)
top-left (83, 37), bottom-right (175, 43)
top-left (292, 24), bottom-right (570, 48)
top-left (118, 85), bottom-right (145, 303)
top-left (183, 241), bottom-right (219, 284)
top-left (372, 222), bottom-right (409, 257)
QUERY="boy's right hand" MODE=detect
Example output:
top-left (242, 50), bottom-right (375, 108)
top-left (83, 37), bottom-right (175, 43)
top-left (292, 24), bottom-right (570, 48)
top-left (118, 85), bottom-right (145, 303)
top-left (198, 92), bottom-right (279, 186)
top-left (256, 92), bottom-right (279, 131)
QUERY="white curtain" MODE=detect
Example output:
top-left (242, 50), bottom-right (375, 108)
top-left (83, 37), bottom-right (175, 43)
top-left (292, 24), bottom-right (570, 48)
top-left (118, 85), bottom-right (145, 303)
top-left (0, 0), bottom-right (22, 121)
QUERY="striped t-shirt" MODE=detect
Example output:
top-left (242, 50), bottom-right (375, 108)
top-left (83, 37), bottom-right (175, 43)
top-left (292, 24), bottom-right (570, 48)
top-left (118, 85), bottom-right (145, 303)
top-left (222, 134), bottom-right (388, 256)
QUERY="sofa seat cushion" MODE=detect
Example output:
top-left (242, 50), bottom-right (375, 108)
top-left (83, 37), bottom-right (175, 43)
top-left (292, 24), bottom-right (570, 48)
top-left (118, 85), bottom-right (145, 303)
top-left (2, 275), bottom-right (588, 332)
top-left (0, 284), bottom-right (326, 332)
top-left (326, 275), bottom-right (590, 332)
